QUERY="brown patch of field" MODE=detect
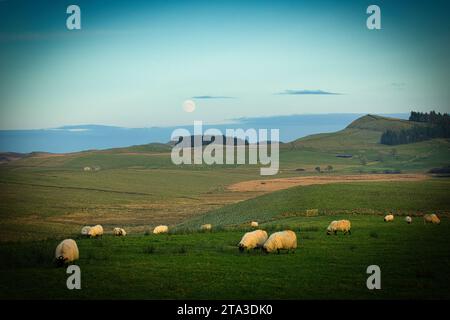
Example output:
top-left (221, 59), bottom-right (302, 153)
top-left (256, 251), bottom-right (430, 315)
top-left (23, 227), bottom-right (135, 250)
top-left (227, 173), bottom-right (429, 193)
top-left (0, 192), bottom-right (252, 242)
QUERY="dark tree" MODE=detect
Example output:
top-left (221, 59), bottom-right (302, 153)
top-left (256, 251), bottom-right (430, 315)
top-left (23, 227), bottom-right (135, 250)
top-left (381, 111), bottom-right (449, 145)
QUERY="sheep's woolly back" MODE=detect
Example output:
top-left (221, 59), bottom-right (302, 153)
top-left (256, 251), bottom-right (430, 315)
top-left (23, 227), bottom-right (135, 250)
top-left (239, 230), bottom-right (268, 250)
top-left (384, 214), bottom-right (394, 222)
top-left (153, 225), bottom-right (169, 234)
top-left (113, 227), bottom-right (127, 236)
top-left (336, 220), bottom-right (351, 232)
top-left (55, 239), bottom-right (79, 264)
top-left (200, 224), bottom-right (212, 231)
top-left (327, 220), bottom-right (351, 234)
top-left (251, 221), bottom-right (259, 228)
top-left (424, 214), bottom-right (440, 224)
top-left (88, 225), bottom-right (103, 237)
top-left (81, 226), bottom-right (91, 236)
top-left (263, 230), bottom-right (297, 253)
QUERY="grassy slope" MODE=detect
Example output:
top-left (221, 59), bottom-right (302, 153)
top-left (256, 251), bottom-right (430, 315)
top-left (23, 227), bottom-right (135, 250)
top-left (179, 179), bottom-right (450, 229)
top-left (0, 214), bottom-right (448, 299)
top-left (284, 114), bottom-right (450, 172)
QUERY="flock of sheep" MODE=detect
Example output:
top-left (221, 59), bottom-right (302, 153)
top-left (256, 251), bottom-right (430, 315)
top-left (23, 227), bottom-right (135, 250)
top-left (54, 213), bottom-right (442, 266)
top-left (384, 213), bottom-right (441, 225)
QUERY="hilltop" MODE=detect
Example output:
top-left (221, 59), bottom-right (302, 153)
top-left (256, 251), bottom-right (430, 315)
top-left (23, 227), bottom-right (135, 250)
top-left (345, 114), bottom-right (416, 131)
top-left (284, 114), bottom-right (438, 152)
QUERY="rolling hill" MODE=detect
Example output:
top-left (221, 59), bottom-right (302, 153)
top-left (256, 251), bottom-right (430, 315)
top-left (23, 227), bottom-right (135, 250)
top-left (0, 113), bottom-right (449, 241)
top-left (285, 114), bottom-right (418, 151)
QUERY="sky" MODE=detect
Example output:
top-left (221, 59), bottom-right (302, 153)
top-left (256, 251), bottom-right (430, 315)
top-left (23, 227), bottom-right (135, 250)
top-left (0, 0), bottom-right (449, 130)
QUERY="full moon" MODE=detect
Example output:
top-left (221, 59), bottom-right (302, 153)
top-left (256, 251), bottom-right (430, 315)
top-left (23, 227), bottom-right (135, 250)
top-left (182, 100), bottom-right (196, 113)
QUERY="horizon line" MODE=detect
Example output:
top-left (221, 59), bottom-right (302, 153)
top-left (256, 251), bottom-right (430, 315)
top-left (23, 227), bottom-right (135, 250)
top-left (0, 112), bottom-right (411, 131)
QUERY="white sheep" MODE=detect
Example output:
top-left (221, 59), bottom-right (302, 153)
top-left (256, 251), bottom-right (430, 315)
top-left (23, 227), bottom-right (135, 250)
top-left (81, 226), bottom-right (91, 236)
top-left (88, 224), bottom-right (103, 237)
top-left (327, 220), bottom-right (351, 235)
top-left (113, 227), bottom-right (127, 236)
top-left (238, 230), bottom-right (268, 252)
top-left (424, 214), bottom-right (440, 224)
top-left (153, 225), bottom-right (169, 234)
top-left (55, 239), bottom-right (79, 266)
top-left (250, 221), bottom-right (259, 228)
top-left (384, 214), bottom-right (394, 222)
top-left (200, 224), bottom-right (212, 231)
top-left (262, 230), bottom-right (297, 254)
top-left (405, 216), bottom-right (412, 224)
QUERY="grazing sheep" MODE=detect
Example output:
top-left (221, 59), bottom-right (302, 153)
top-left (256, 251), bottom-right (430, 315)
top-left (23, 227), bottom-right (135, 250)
top-left (250, 221), bottom-right (259, 228)
top-left (200, 224), bottom-right (212, 231)
top-left (113, 227), bottom-right (127, 236)
top-left (238, 230), bottom-right (268, 252)
top-left (88, 224), bottom-right (103, 237)
top-left (81, 226), bottom-right (91, 236)
top-left (405, 216), bottom-right (412, 224)
top-left (153, 225), bottom-right (169, 234)
top-left (262, 230), bottom-right (297, 254)
top-left (55, 239), bottom-right (79, 266)
top-left (327, 220), bottom-right (351, 235)
top-left (384, 214), bottom-right (394, 222)
top-left (424, 214), bottom-right (441, 224)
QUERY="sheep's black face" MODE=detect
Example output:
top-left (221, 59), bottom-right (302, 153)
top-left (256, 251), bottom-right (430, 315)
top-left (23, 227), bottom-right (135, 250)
top-left (262, 247), bottom-right (268, 254)
top-left (55, 256), bottom-right (66, 267)
top-left (238, 245), bottom-right (245, 252)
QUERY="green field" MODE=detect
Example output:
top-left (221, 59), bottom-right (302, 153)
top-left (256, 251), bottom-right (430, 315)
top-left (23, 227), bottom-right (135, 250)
top-left (180, 179), bottom-right (450, 229)
top-left (0, 114), bottom-right (449, 299)
top-left (0, 213), bottom-right (448, 299)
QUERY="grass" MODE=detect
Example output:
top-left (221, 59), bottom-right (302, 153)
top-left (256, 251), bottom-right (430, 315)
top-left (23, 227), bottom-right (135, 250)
top-left (0, 215), bottom-right (449, 299)
top-left (180, 179), bottom-right (450, 228)
top-left (0, 114), bottom-right (449, 298)
top-left (0, 165), bottom-right (264, 241)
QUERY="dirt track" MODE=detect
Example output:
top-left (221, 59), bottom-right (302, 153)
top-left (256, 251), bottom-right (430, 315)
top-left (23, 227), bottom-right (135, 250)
top-left (227, 174), bottom-right (429, 193)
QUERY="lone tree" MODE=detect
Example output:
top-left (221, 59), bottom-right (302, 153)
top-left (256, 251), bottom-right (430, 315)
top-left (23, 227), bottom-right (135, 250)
top-left (326, 165), bottom-right (333, 172)
top-left (315, 166), bottom-right (321, 173)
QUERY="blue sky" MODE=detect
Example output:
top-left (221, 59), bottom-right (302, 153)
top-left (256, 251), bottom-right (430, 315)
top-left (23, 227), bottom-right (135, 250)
top-left (0, 0), bottom-right (449, 129)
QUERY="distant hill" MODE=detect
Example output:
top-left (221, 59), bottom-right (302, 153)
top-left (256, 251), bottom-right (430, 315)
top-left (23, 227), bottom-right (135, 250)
top-left (2, 113), bottom-right (449, 173)
top-left (0, 113), bottom-right (409, 153)
top-left (286, 114), bottom-right (423, 152)
top-left (0, 152), bottom-right (28, 164)
top-left (99, 143), bottom-right (172, 154)
top-left (346, 114), bottom-right (416, 131)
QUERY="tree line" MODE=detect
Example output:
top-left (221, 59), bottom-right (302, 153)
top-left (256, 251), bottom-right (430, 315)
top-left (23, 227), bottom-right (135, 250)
top-left (380, 111), bottom-right (450, 145)
top-left (409, 111), bottom-right (449, 124)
